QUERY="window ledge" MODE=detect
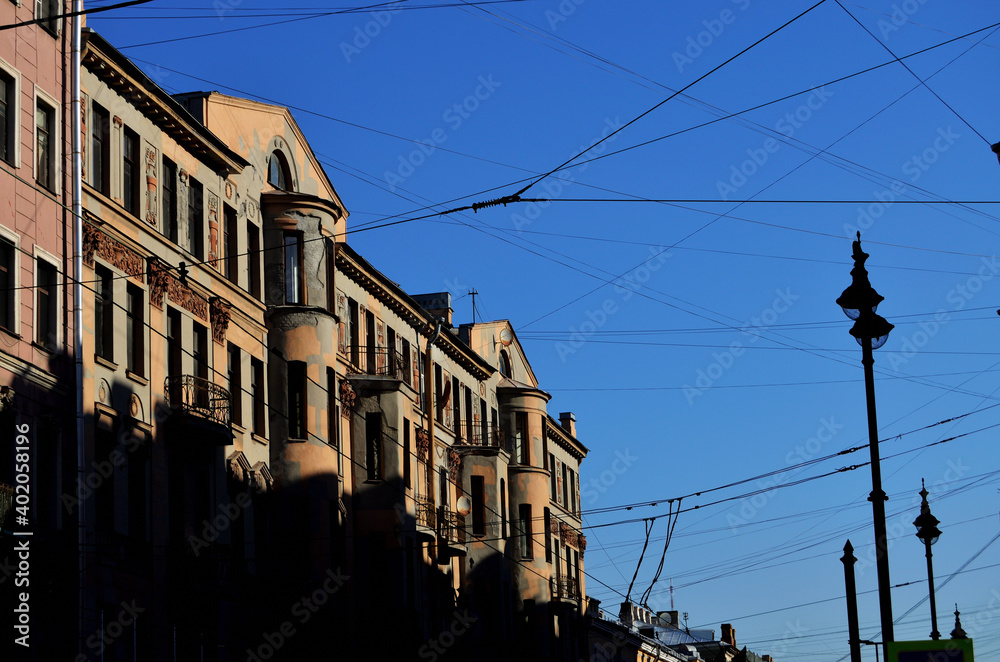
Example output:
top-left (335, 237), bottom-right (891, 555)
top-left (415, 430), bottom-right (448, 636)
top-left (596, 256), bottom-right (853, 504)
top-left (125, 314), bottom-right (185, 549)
top-left (125, 370), bottom-right (148, 387)
top-left (251, 432), bottom-right (267, 446)
top-left (31, 341), bottom-right (55, 356)
top-left (94, 354), bottom-right (118, 370)
top-left (231, 422), bottom-right (246, 436)
top-left (0, 327), bottom-right (20, 340)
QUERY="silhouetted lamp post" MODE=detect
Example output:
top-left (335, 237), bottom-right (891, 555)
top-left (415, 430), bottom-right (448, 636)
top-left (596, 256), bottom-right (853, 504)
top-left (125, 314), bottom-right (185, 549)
top-left (914, 480), bottom-right (942, 640)
top-left (837, 233), bottom-right (895, 649)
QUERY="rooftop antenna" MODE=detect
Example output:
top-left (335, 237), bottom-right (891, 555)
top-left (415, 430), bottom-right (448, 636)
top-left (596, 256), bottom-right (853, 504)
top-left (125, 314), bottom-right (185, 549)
top-left (469, 289), bottom-right (479, 323)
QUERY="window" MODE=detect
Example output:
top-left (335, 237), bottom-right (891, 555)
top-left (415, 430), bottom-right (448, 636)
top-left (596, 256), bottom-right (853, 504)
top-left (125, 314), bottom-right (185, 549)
top-left (519, 503), bottom-right (532, 559)
top-left (95, 266), bottom-right (114, 361)
top-left (90, 103), bottom-right (110, 194)
top-left (544, 507), bottom-right (552, 562)
top-left (35, 98), bottom-right (55, 190)
top-left (162, 157), bottom-right (177, 242)
top-left (95, 427), bottom-right (115, 532)
top-left (268, 150), bottom-right (290, 190)
top-left (122, 127), bottom-right (139, 216)
top-left (166, 308), bottom-right (181, 379)
top-left (0, 70), bottom-right (15, 165)
top-left (0, 238), bottom-right (14, 332)
top-left (283, 232), bottom-right (303, 304)
top-left (549, 453), bottom-right (556, 501)
top-left (228, 344), bottom-right (241, 426)
top-left (568, 467), bottom-right (576, 515)
top-left (224, 205), bottom-right (237, 283)
top-left (348, 299), bottom-right (360, 365)
top-left (35, 0), bottom-right (59, 35)
top-left (499, 349), bottom-right (511, 378)
top-left (401, 338), bottom-right (410, 385)
top-left (513, 412), bottom-right (528, 465)
top-left (35, 258), bottom-right (57, 350)
top-left (325, 239), bottom-right (335, 312)
top-left (471, 475), bottom-right (485, 536)
top-left (250, 357), bottom-right (265, 436)
top-left (193, 323), bottom-right (208, 381)
top-left (247, 221), bottom-right (261, 298)
top-left (500, 479), bottom-right (507, 540)
top-left (562, 463), bottom-right (569, 508)
top-left (288, 360), bottom-right (307, 440)
top-left (327, 367), bottom-right (338, 448)
top-left (126, 284), bottom-right (144, 376)
top-left (187, 178), bottom-right (203, 258)
top-left (402, 418), bottom-right (410, 488)
top-left (365, 411), bottom-right (382, 480)
top-left (434, 364), bottom-right (443, 424)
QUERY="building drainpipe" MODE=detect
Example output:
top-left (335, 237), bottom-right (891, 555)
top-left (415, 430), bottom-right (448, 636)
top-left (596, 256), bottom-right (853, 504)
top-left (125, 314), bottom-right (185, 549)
top-left (71, 2), bottom-right (86, 655)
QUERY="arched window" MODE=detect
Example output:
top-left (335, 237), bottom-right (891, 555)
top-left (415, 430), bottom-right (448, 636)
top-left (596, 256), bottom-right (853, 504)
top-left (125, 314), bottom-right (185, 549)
top-left (499, 350), bottom-right (511, 378)
top-left (268, 150), bottom-right (290, 190)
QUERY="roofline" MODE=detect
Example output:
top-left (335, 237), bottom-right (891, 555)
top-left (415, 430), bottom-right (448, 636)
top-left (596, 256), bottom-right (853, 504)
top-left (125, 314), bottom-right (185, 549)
top-left (460, 319), bottom-right (539, 387)
top-left (81, 29), bottom-right (248, 175)
top-left (546, 413), bottom-right (589, 456)
top-left (183, 91), bottom-right (347, 214)
top-left (336, 243), bottom-right (496, 380)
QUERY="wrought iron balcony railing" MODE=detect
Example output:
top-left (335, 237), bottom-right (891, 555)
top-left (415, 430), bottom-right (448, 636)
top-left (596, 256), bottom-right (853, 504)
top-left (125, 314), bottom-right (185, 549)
top-left (455, 421), bottom-right (503, 447)
top-left (347, 346), bottom-right (408, 381)
top-left (415, 495), bottom-right (436, 531)
top-left (164, 375), bottom-right (231, 429)
top-left (439, 509), bottom-right (466, 545)
top-left (550, 577), bottom-right (579, 601)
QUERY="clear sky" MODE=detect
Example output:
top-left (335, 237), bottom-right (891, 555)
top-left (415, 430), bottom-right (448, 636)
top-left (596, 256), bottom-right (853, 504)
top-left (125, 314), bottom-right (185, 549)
top-left (90, 1), bottom-right (1000, 659)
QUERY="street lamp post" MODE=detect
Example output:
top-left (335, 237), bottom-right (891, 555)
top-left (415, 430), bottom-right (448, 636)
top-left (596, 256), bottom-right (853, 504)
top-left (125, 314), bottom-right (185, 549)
top-left (914, 479), bottom-right (942, 640)
top-left (837, 234), bottom-right (895, 652)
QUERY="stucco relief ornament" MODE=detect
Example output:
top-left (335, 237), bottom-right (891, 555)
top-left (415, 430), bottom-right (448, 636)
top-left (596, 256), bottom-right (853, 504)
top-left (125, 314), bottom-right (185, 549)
top-left (82, 223), bottom-right (99, 266)
top-left (210, 297), bottom-right (231, 345)
top-left (448, 449), bottom-right (461, 482)
top-left (550, 518), bottom-right (560, 535)
top-left (340, 380), bottom-right (356, 412)
top-left (560, 521), bottom-right (574, 546)
top-left (578, 534), bottom-right (587, 557)
top-left (416, 428), bottom-right (430, 459)
top-left (148, 258), bottom-right (169, 308)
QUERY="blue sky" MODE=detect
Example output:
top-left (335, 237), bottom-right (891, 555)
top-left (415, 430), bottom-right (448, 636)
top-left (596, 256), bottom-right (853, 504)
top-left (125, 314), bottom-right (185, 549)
top-left (91, 1), bottom-right (1000, 658)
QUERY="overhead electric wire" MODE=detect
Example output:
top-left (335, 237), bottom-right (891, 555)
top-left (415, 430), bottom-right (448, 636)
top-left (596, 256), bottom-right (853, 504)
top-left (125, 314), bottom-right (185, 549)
top-left (0, 0), bottom-right (154, 31)
top-left (835, 0), bottom-right (992, 145)
top-left (511, 0), bottom-right (830, 197)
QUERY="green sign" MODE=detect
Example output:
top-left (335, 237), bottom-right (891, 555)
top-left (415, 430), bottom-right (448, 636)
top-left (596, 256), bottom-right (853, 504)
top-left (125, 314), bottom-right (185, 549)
top-left (887, 640), bottom-right (974, 662)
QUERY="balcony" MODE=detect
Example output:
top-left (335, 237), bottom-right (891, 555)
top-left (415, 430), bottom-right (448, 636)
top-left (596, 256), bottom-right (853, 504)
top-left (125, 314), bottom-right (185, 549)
top-left (439, 508), bottom-right (467, 556)
top-left (163, 375), bottom-right (233, 443)
top-left (347, 346), bottom-right (408, 382)
top-left (550, 577), bottom-right (579, 603)
top-left (414, 494), bottom-right (436, 540)
top-left (455, 421), bottom-right (503, 448)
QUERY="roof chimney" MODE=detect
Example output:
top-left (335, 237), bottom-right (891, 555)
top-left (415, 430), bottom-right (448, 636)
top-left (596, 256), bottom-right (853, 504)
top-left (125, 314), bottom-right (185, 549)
top-left (762, 656), bottom-right (774, 662)
top-left (559, 412), bottom-right (576, 437)
top-left (412, 292), bottom-right (453, 326)
top-left (721, 623), bottom-right (736, 648)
